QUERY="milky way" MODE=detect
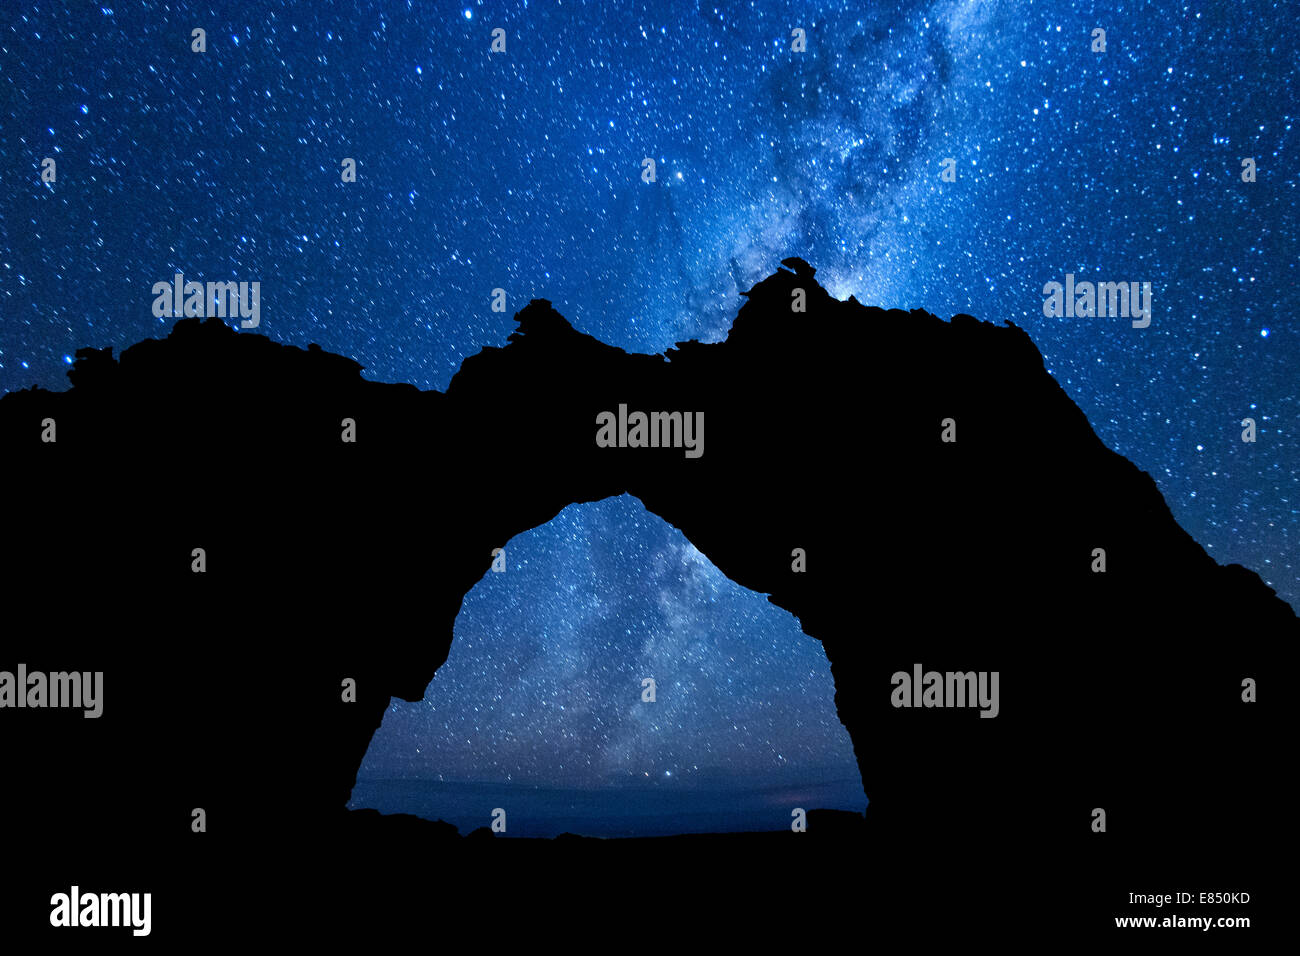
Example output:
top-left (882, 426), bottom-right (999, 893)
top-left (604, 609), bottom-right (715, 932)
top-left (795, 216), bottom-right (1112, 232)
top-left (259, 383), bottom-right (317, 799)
top-left (3, 1), bottom-right (1295, 829)
top-left (355, 497), bottom-right (858, 789)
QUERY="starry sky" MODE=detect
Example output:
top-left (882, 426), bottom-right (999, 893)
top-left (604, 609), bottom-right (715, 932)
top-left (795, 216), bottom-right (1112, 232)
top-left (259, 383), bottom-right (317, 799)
top-left (348, 495), bottom-right (867, 836)
top-left (3, 1), bottom-right (1296, 831)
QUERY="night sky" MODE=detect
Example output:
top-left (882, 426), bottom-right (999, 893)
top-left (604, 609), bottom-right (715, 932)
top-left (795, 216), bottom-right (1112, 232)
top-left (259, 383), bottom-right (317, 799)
top-left (4, 1), bottom-right (1295, 832)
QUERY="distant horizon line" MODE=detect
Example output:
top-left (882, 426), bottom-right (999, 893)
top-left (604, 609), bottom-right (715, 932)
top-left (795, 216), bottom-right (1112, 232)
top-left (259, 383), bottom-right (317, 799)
top-left (352, 775), bottom-right (866, 796)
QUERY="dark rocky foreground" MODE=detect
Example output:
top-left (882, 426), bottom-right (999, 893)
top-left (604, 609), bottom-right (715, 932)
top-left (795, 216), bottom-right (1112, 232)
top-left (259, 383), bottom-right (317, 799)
top-left (0, 258), bottom-right (1290, 944)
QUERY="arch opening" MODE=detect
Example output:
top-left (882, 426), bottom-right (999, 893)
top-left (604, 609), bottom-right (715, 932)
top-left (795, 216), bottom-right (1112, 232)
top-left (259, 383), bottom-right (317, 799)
top-left (349, 495), bottom-right (864, 838)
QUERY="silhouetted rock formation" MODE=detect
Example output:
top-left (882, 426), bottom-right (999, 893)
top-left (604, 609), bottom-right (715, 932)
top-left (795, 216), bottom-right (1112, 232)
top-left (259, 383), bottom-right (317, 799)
top-left (0, 260), bottom-right (1290, 942)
